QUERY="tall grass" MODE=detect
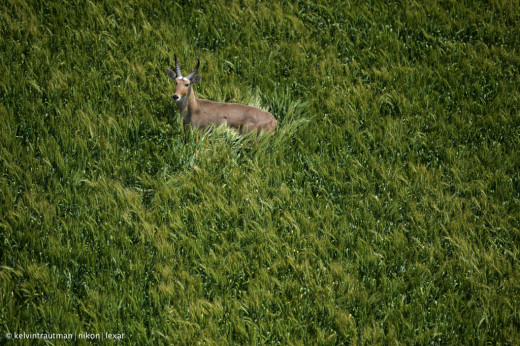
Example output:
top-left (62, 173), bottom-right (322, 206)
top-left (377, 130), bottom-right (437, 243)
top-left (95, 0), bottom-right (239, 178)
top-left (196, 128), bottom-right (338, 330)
top-left (1, 0), bottom-right (519, 344)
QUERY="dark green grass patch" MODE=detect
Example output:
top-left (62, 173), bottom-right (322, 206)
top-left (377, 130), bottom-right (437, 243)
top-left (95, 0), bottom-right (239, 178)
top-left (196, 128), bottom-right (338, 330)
top-left (1, 0), bottom-right (520, 344)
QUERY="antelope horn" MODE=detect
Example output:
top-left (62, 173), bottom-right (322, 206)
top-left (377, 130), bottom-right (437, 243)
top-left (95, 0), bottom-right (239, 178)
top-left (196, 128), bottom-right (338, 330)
top-left (186, 58), bottom-right (200, 80)
top-left (175, 55), bottom-right (182, 78)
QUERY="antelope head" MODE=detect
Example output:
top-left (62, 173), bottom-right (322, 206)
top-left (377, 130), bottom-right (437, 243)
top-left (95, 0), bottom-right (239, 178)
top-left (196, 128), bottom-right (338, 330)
top-left (166, 55), bottom-right (201, 102)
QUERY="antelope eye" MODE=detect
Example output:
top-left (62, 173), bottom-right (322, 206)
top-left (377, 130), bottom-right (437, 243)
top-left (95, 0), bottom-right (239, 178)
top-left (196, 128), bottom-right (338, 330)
top-left (185, 83), bottom-right (190, 87)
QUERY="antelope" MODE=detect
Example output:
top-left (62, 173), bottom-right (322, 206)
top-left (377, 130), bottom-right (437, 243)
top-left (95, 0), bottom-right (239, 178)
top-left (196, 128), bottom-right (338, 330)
top-left (167, 56), bottom-right (277, 133)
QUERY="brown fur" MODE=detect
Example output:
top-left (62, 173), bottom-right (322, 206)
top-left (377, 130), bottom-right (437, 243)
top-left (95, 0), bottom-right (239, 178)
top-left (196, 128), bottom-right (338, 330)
top-left (167, 67), bottom-right (277, 134)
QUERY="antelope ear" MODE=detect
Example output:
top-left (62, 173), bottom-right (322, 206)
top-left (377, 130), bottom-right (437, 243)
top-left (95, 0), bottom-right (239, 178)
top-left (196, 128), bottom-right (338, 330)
top-left (191, 74), bottom-right (201, 84)
top-left (166, 68), bottom-right (176, 79)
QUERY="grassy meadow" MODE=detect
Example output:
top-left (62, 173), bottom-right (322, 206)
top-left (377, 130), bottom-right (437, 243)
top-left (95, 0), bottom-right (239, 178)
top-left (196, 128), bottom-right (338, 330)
top-left (1, 0), bottom-right (520, 344)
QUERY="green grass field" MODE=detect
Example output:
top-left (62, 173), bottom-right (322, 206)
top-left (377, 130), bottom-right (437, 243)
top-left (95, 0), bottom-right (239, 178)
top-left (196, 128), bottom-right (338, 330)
top-left (1, 0), bottom-right (519, 344)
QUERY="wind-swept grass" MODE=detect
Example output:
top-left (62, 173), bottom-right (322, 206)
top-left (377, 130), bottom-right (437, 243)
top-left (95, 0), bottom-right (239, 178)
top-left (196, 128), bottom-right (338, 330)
top-left (1, 0), bottom-right (519, 344)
